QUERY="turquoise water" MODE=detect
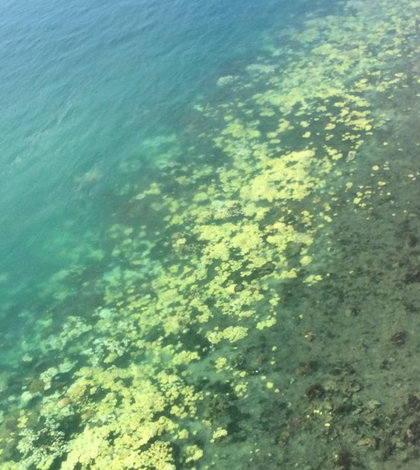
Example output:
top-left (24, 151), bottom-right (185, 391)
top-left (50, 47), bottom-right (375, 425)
top-left (0, 0), bottom-right (298, 331)
top-left (3, 0), bottom-right (420, 468)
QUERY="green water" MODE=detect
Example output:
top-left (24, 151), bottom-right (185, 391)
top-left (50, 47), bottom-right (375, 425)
top-left (3, 0), bottom-right (420, 469)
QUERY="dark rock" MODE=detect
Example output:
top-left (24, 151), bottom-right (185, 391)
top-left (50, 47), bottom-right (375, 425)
top-left (335, 449), bottom-right (353, 469)
top-left (305, 383), bottom-right (325, 400)
top-left (405, 420), bottom-right (420, 444)
top-left (381, 440), bottom-right (395, 460)
top-left (404, 270), bottom-right (420, 284)
top-left (390, 331), bottom-right (407, 346)
top-left (405, 394), bottom-right (420, 412)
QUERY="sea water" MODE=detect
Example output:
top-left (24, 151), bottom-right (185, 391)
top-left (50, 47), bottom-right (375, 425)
top-left (0, 0), bottom-right (292, 339)
top-left (2, 0), bottom-right (420, 468)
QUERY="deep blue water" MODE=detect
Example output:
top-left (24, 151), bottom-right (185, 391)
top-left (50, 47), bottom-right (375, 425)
top-left (0, 0), bottom-right (319, 317)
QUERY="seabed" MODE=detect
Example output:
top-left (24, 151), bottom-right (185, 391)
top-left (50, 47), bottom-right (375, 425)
top-left (2, 0), bottom-right (420, 468)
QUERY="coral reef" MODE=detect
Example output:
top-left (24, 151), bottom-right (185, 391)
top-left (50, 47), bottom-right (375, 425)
top-left (2, 0), bottom-right (420, 468)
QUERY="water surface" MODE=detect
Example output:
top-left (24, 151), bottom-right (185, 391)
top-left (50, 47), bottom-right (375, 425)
top-left (2, 0), bottom-right (420, 468)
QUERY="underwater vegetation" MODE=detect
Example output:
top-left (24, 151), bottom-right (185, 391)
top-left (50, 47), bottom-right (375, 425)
top-left (3, 0), bottom-right (420, 468)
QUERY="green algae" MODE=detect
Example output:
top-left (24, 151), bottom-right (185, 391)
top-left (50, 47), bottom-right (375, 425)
top-left (3, 0), bottom-right (420, 469)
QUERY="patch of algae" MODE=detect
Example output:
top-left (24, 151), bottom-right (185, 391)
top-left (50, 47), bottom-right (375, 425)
top-left (2, 0), bottom-right (420, 468)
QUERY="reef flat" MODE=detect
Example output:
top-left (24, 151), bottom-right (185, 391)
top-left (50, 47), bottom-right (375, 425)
top-left (2, 0), bottom-right (420, 468)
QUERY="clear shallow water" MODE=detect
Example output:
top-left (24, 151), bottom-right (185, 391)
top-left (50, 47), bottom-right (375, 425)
top-left (0, 0), bottom-right (301, 329)
top-left (2, 0), bottom-right (306, 331)
top-left (3, 0), bottom-right (420, 468)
